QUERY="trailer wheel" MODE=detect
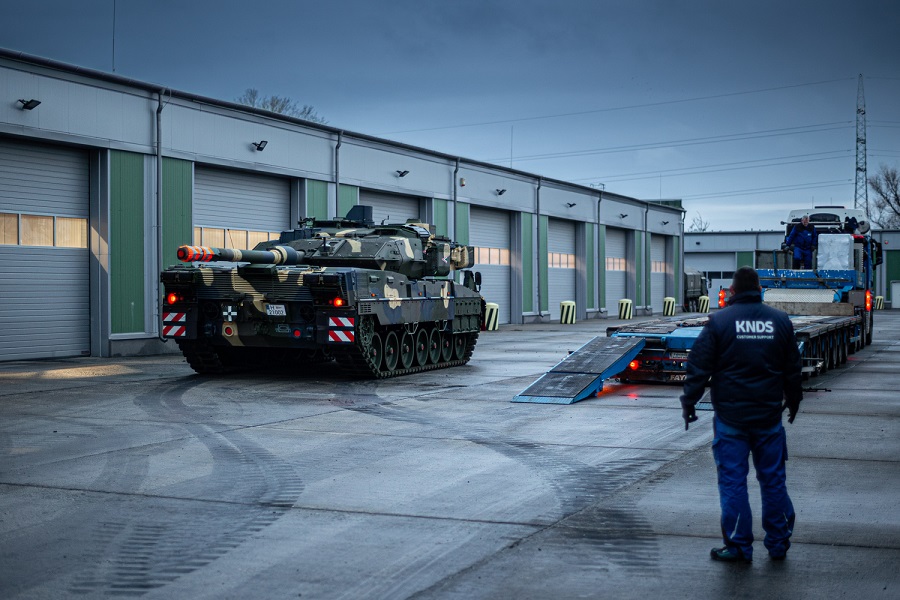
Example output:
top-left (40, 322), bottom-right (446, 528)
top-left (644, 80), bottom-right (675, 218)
top-left (839, 330), bottom-right (848, 364)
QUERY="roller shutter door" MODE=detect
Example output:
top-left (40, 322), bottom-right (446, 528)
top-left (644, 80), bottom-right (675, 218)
top-left (0, 138), bottom-right (90, 360)
top-left (684, 252), bottom-right (735, 273)
top-left (650, 235), bottom-right (666, 313)
top-left (605, 228), bottom-right (627, 311)
top-left (194, 167), bottom-right (290, 246)
top-left (548, 218), bottom-right (576, 321)
top-left (359, 190), bottom-right (420, 226)
top-left (470, 206), bottom-right (511, 324)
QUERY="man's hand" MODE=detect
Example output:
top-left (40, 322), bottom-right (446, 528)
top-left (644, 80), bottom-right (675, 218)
top-left (783, 397), bottom-right (801, 424)
top-left (680, 398), bottom-right (699, 430)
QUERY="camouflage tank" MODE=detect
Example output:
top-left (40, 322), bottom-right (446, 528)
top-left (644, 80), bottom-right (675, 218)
top-left (160, 206), bottom-right (484, 378)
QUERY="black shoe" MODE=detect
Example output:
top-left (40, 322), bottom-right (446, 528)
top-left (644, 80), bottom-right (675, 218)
top-left (769, 540), bottom-right (790, 561)
top-left (710, 546), bottom-right (751, 563)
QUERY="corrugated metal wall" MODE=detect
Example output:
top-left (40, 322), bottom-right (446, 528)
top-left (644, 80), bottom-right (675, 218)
top-left (605, 228), bottom-right (627, 310)
top-left (0, 137), bottom-right (90, 360)
top-left (360, 190), bottom-right (420, 225)
top-left (470, 206), bottom-right (511, 324)
top-left (547, 218), bottom-right (576, 320)
top-left (650, 235), bottom-right (666, 314)
top-left (110, 150), bottom-right (145, 334)
top-left (161, 157), bottom-right (194, 270)
top-left (194, 167), bottom-right (290, 232)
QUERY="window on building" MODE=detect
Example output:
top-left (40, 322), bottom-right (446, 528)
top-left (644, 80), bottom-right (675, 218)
top-left (652, 260), bottom-right (667, 273)
top-left (0, 213), bottom-right (17, 245)
top-left (606, 257), bottom-right (626, 271)
top-left (194, 227), bottom-right (278, 249)
top-left (549, 252), bottom-right (576, 268)
top-left (57, 217), bottom-right (88, 248)
top-left (0, 213), bottom-right (88, 248)
top-left (21, 214), bottom-right (54, 246)
top-left (474, 246), bottom-right (510, 266)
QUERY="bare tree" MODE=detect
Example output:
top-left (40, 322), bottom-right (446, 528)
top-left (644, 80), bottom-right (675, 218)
top-left (867, 164), bottom-right (900, 228)
top-left (236, 88), bottom-right (327, 124)
top-left (688, 212), bottom-right (710, 232)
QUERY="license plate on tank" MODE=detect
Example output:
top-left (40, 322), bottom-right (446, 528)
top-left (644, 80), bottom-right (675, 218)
top-left (668, 374), bottom-right (686, 382)
top-left (266, 304), bottom-right (286, 316)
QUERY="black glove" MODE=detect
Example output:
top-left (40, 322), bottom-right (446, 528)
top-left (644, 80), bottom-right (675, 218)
top-left (783, 397), bottom-right (800, 424)
top-left (781, 242), bottom-right (788, 251)
top-left (680, 397), bottom-right (699, 430)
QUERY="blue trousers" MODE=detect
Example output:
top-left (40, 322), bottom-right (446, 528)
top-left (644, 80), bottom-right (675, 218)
top-left (712, 415), bottom-right (795, 559)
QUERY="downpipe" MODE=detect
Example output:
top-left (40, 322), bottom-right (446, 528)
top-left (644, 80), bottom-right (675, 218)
top-left (156, 89), bottom-right (168, 343)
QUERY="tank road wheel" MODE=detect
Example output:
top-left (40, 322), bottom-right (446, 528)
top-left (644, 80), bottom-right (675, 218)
top-left (400, 332), bottom-right (415, 369)
top-left (453, 334), bottom-right (467, 361)
top-left (415, 328), bottom-right (430, 366)
top-left (383, 331), bottom-right (400, 372)
top-left (365, 333), bottom-right (383, 371)
top-left (427, 328), bottom-right (441, 364)
top-left (440, 332), bottom-right (454, 362)
top-left (357, 316), bottom-right (375, 348)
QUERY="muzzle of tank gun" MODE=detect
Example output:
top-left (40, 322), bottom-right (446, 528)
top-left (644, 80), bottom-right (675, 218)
top-left (176, 245), bottom-right (306, 265)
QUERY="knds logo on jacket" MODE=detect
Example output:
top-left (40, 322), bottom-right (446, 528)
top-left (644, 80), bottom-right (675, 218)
top-left (735, 320), bottom-right (774, 333)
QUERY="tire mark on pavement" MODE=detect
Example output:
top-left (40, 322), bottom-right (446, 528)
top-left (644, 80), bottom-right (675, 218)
top-left (68, 377), bottom-right (305, 596)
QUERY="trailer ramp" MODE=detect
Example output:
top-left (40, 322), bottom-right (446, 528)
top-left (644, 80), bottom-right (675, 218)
top-left (512, 336), bottom-right (645, 404)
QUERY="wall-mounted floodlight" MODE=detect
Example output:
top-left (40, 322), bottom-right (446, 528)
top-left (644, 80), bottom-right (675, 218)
top-left (496, 189), bottom-right (506, 196)
top-left (566, 202), bottom-right (576, 207)
top-left (252, 140), bottom-right (268, 151)
top-left (459, 178), bottom-right (466, 187)
top-left (619, 213), bottom-right (628, 219)
top-left (396, 170), bottom-right (409, 177)
top-left (18, 99), bottom-right (41, 110)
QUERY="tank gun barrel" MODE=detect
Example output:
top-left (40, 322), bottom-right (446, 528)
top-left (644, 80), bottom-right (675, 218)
top-left (177, 245), bottom-right (306, 265)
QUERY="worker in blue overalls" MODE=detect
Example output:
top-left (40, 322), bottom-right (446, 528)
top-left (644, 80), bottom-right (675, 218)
top-left (680, 266), bottom-right (802, 563)
top-left (783, 215), bottom-right (818, 269)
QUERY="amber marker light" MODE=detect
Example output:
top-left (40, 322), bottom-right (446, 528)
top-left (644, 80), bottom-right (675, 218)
top-left (629, 360), bottom-right (639, 370)
top-left (166, 292), bottom-right (180, 305)
top-left (333, 297), bottom-right (345, 307)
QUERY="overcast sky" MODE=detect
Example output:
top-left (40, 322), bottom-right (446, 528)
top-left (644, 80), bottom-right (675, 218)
top-left (2, 0), bottom-right (899, 230)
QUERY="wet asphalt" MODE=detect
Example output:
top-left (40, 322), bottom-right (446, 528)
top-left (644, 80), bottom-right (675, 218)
top-left (1, 311), bottom-right (898, 599)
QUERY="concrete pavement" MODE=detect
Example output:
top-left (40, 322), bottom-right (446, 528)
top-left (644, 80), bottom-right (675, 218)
top-left (0, 311), bottom-right (898, 599)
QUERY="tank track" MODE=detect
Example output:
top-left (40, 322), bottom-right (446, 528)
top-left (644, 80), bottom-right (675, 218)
top-left (176, 340), bottom-right (228, 374)
top-left (340, 329), bottom-right (478, 379)
top-left (177, 330), bottom-right (478, 378)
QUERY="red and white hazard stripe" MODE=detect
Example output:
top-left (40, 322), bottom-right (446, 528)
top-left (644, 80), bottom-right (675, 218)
top-left (328, 330), bottom-right (355, 343)
top-left (328, 316), bottom-right (354, 328)
top-left (162, 312), bottom-right (187, 337)
top-left (162, 324), bottom-right (187, 337)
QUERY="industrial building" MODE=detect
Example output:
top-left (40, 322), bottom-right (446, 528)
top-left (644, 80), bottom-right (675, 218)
top-left (0, 48), bottom-right (684, 362)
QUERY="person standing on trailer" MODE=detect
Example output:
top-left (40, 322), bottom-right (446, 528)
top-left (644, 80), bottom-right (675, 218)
top-left (783, 215), bottom-right (818, 269)
top-left (680, 266), bottom-right (803, 563)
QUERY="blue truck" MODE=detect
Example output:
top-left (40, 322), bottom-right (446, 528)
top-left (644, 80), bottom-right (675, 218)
top-left (607, 206), bottom-right (881, 383)
top-left (513, 207), bottom-right (881, 404)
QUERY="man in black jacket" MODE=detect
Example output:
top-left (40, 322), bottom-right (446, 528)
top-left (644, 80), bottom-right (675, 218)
top-left (680, 266), bottom-right (802, 563)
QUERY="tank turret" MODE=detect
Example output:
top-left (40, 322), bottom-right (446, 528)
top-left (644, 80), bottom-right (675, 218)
top-left (161, 206), bottom-right (484, 378)
top-left (179, 222), bottom-right (475, 278)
